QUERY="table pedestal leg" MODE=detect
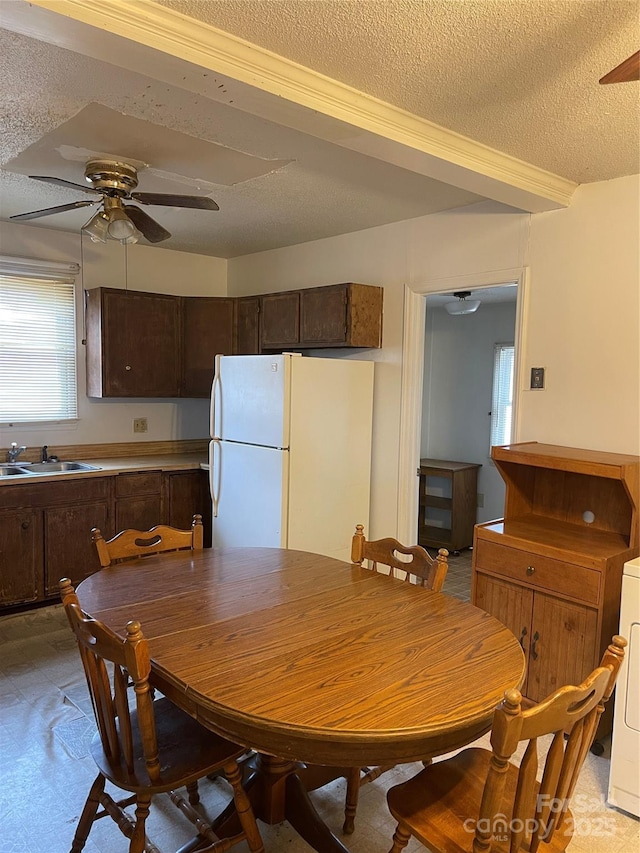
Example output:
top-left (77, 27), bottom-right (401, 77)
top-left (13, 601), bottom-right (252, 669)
top-left (209, 754), bottom-right (351, 853)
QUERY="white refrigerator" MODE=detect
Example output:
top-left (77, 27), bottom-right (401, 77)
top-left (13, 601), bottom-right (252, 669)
top-left (208, 353), bottom-right (374, 561)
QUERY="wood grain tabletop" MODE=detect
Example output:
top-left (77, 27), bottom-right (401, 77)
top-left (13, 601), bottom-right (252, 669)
top-left (77, 546), bottom-right (525, 767)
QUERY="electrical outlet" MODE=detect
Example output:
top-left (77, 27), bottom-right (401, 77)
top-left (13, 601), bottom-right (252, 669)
top-left (477, 493), bottom-right (485, 508)
top-left (133, 417), bottom-right (148, 433)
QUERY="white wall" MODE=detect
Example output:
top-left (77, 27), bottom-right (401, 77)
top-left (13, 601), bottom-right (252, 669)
top-left (229, 179), bottom-right (639, 538)
top-left (228, 200), bottom-right (530, 537)
top-left (421, 302), bottom-right (517, 524)
top-left (0, 220), bottom-right (227, 450)
top-left (522, 176), bottom-right (640, 454)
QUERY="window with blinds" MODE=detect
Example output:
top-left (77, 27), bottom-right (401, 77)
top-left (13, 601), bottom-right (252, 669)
top-left (0, 265), bottom-right (78, 423)
top-left (490, 342), bottom-right (514, 450)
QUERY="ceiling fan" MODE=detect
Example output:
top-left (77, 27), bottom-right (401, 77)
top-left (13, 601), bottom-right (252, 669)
top-left (9, 159), bottom-right (219, 244)
top-left (599, 50), bottom-right (640, 84)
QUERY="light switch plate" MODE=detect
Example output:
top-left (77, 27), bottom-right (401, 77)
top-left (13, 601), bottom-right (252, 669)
top-left (530, 367), bottom-right (545, 389)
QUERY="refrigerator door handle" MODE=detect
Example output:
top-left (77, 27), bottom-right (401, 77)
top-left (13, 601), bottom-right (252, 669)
top-left (210, 439), bottom-right (222, 517)
top-left (210, 354), bottom-right (222, 439)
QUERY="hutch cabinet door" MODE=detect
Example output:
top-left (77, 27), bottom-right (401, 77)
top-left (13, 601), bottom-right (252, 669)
top-left (526, 592), bottom-right (599, 703)
top-left (474, 572), bottom-right (533, 693)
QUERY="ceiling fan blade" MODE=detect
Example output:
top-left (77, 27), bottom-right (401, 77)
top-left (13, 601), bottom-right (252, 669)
top-left (599, 51), bottom-right (640, 84)
top-left (28, 175), bottom-right (101, 194)
top-left (124, 205), bottom-right (172, 243)
top-left (10, 200), bottom-right (98, 221)
top-left (130, 192), bottom-right (219, 210)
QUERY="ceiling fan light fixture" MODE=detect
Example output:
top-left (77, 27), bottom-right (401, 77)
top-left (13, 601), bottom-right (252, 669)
top-left (106, 207), bottom-right (139, 242)
top-left (444, 291), bottom-right (481, 315)
top-left (82, 210), bottom-right (110, 243)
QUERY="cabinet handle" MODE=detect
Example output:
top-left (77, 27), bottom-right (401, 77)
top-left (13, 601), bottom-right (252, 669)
top-left (518, 626), bottom-right (528, 650)
top-left (526, 565), bottom-right (535, 576)
top-left (125, 365), bottom-right (132, 371)
top-left (21, 520), bottom-right (30, 530)
top-left (530, 630), bottom-right (540, 660)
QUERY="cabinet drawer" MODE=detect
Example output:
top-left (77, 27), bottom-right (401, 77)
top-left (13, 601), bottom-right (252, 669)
top-left (115, 472), bottom-right (162, 497)
top-left (475, 539), bottom-right (600, 605)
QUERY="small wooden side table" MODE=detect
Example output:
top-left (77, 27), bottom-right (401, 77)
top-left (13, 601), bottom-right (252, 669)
top-left (418, 458), bottom-right (481, 553)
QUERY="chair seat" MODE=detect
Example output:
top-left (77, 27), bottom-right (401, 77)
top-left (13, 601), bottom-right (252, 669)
top-left (387, 748), bottom-right (574, 853)
top-left (91, 697), bottom-right (247, 794)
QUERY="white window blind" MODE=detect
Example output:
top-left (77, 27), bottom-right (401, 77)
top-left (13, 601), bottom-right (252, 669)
top-left (0, 266), bottom-right (78, 423)
top-left (490, 343), bottom-right (514, 449)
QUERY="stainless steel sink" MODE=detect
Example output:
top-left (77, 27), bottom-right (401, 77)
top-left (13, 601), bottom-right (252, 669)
top-left (25, 461), bottom-right (100, 473)
top-left (0, 465), bottom-right (30, 477)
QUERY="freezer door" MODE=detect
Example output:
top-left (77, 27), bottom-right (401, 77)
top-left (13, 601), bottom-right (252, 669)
top-left (209, 439), bottom-right (289, 548)
top-left (211, 354), bottom-right (291, 448)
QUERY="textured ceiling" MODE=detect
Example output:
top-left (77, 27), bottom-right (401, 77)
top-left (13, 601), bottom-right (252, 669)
top-left (1, 0), bottom-right (638, 257)
top-left (160, 0), bottom-right (640, 184)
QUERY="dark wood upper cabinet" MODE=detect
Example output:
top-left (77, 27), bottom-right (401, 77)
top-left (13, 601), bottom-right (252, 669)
top-left (182, 296), bottom-right (235, 397)
top-left (300, 283), bottom-right (383, 347)
top-left (85, 288), bottom-right (181, 397)
top-left (235, 296), bottom-right (261, 355)
top-left (261, 283), bottom-right (383, 351)
top-left (260, 291), bottom-right (300, 349)
top-left (85, 283), bottom-right (382, 397)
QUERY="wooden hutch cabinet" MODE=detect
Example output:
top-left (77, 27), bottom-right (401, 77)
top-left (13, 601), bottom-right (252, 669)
top-left (472, 442), bottom-right (639, 738)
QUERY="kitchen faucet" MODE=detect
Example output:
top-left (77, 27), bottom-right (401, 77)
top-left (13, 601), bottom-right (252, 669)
top-left (6, 442), bottom-right (27, 463)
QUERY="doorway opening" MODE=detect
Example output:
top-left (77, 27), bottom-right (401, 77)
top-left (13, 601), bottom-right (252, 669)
top-left (397, 269), bottom-right (529, 551)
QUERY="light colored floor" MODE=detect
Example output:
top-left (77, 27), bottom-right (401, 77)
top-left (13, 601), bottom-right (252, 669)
top-left (1, 559), bottom-right (637, 853)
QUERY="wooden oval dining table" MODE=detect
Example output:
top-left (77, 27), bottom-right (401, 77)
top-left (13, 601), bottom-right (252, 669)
top-left (76, 545), bottom-right (525, 853)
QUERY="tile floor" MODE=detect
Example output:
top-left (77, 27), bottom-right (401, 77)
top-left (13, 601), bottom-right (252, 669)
top-left (1, 552), bottom-right (637, 853)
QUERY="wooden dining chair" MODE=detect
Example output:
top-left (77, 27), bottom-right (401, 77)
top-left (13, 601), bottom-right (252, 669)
top-left (385, 634), bottom-right (627, 853)
top-left (59, 578), bottom-right (265, 853)
top-left (343, 524), bottom-right (450, 833)
top-left (351, 522), bottom-right (449, 590)
top-left (92, 513), bottom-right (203, 567)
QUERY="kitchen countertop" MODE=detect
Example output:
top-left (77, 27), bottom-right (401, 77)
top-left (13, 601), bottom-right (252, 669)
top-left (0, 453), bottom-right (207, 486)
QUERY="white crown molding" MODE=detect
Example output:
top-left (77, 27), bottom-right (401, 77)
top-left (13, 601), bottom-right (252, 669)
top-left (21, 0), bottom-right (577, 212)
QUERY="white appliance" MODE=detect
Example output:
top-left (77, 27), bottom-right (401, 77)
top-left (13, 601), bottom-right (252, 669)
top-left (608, 556), bottom-right (640, 817)
top-left (208, 353), bottom-right (374, 562)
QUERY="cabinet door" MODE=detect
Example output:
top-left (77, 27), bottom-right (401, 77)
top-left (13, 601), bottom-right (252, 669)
top-left (300, 285), bottom-right (347, 345)
top-left (100, 289), bottom-right (181, 397)
top-left (182, 297), bottom-right (235, 397)
top-left (0, 510), bottom-right (42, 605)
top-left (527, 592), bottom-right (598, 703)
top-left (236, 296), bottom-right (260, 354)
top-left (115, 496), bottom-right (163, 533)
top-left (44, 502), bottom-right (109, 595)
top-left (260, 292), bottom-right (300, 349)
top-left (474, 572), bottom-right (533, 693)
top-left (163, 471), bottom-right (211, 547)
top-left (114, 472), bottom-right (163, 532)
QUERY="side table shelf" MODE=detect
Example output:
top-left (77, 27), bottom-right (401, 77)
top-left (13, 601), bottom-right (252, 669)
top-left (418, 459), bottom-right (481, 553)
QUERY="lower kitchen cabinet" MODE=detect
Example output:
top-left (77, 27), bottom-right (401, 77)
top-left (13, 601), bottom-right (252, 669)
top-left (164, 470), bottom-right (212, 547)
top-left (0, 509), bottom-right (42, 606)
top-left (44, 502), bottom-right (109, 595)
top-left (115, 471), bottom-right (163, 532)
top-left (0, 467), bottom-right (210, 609)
